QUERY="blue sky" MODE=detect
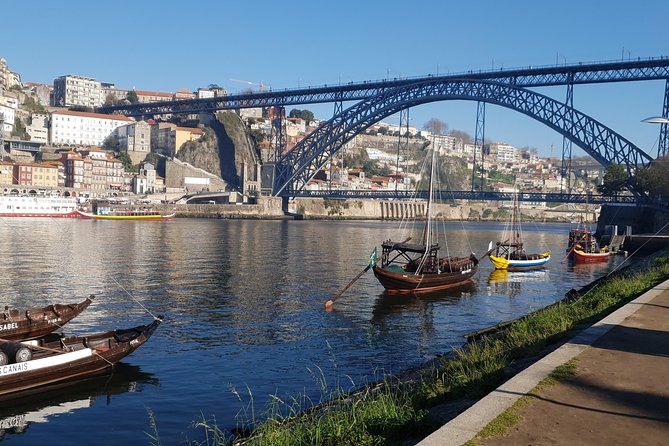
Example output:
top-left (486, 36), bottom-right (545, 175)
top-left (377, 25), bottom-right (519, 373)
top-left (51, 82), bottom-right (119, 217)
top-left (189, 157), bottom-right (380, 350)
top-left (3, 0), bottom-right (669, 157)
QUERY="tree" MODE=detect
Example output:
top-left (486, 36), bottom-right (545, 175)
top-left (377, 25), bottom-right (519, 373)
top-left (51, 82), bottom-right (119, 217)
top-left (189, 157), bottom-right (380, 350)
top-left (288, 109), bottom-right (314, 122)
top-left (11, 117), bottom-right (29, 140)
top-left (126, 90), bottom-right (139, 104)
top-left (116, 151), bottom-right (136, 172)
top-left (68, 105), bottom-right (93, 113)
top-left (102, 135), bottom-right (120, 151)
top-left (423, 118), bottom-right (449, 136)
top-left (104, 93), bottom-right (118, 106)
top-left (597, 163), bottom-right (627, 195)
top-left (637, 157), bottom-right (669, 199)
top-left (449, 129), bottom-right (473, 144)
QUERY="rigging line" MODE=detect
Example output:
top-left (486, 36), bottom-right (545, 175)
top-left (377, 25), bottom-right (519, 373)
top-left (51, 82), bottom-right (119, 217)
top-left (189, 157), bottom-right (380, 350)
top-left (109, 275), bottom-right (160, 321)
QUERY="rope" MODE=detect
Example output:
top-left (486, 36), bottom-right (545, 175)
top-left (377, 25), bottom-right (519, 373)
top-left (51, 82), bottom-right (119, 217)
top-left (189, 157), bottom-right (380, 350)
top-left (110, 276), bottom-right (161, 321)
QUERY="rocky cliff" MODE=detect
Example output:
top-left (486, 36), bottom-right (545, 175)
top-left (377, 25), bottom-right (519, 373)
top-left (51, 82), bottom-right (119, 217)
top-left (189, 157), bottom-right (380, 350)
top-left (176, 111), bottom-right (258, 191)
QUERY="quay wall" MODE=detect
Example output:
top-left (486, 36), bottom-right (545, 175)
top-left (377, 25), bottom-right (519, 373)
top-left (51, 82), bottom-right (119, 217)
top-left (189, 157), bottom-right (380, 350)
top-left (153, 196), bottom-right (286, 219)
top-left (597, 204), bottom-right (669, 235)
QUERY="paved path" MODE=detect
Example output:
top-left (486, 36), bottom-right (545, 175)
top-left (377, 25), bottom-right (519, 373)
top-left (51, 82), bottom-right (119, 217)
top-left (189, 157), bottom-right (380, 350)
top-left (418, 278), bottom-right (669, 445)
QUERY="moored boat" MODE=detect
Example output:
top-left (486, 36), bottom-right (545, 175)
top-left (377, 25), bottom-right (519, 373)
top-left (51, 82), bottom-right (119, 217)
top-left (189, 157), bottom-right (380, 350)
top-left (75, 209), bottom-right (175, 220)
top-left (0, 194), bottom-right (78, 218)
top-left (488, 190), bottom-right (550, 271)
top-left (567, 228), bottom-right (610, 263)
top-left (371, 147), bottom-right (478, 293)
top-left (0, 296), bottom-right (94, 341)
top-left (0, 317), bottom-right (161, 399)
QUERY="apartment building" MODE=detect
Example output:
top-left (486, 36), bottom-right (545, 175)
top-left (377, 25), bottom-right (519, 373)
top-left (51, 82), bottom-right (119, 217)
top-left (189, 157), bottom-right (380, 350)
top-left (53, 75), bottom-right (103, 108)
top-left (0, 58), bottom-right (21, 92)
top-left (150, 122), bottom-right (203, 156)
top-left (51, 110), bottom-right (132, 146)
top-left (12, 162), bottom-right (59, 188)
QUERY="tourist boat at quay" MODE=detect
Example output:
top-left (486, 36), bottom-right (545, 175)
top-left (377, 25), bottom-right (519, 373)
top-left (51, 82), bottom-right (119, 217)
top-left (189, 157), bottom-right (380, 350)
top-left (75, 209), bottom-right (176, 220)
top-left (0, 195), bottom-right (78, 218)
top-left (0, 317), bottom-right (161, 399)
top-left (371, 148), bottom-right (478, 294)
top-left (0, 296), bottom-right (94, 341)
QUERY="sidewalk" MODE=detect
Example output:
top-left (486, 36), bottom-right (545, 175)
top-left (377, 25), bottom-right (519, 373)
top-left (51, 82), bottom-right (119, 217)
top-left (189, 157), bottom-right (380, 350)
top-left (418, 278), bottom-right (669, 445)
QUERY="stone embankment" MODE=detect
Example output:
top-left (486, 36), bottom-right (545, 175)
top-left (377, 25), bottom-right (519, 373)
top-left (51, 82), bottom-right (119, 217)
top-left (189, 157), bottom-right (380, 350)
top-left (152, 197), bottom-right (595, 222)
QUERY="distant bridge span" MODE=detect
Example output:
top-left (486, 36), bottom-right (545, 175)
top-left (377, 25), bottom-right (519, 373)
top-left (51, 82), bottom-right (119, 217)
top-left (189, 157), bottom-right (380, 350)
top-left (274, 79), bottom-right (654, 196)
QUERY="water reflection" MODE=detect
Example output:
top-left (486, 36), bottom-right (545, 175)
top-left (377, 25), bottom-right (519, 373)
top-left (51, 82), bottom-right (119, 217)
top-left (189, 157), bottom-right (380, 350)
top-left (0, 363), bottom-right (157, 441)
top-left (487, 268), bottom-right (551, 297)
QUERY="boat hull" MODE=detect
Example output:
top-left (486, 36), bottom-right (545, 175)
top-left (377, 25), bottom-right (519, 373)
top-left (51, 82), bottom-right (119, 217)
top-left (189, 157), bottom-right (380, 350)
top-left (489, 253), bottom-right (550, 271)
top-left (76, 210), bottom-right (175, 220)
top-left (0, 296), bottom-right (94, 341)
top-left (571, 249), bottom-right (611, 263)
top-left (0, 318), bottom-right (160, 399)
top-left (373, 264), bottom-right (478, 294)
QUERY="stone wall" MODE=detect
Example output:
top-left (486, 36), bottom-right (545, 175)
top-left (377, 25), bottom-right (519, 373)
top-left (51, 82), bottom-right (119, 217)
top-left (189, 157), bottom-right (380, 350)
top-left (155, 196), bottom-right (285, 219)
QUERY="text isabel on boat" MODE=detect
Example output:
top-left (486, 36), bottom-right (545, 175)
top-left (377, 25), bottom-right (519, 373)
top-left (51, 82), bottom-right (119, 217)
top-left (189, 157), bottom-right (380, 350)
top-left (371, 146), bottom-right (479, 294)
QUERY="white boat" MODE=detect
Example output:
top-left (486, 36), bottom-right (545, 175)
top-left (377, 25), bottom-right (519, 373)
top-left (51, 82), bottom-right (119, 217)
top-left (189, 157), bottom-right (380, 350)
top-left (0, 195), bottom-right (79, 218)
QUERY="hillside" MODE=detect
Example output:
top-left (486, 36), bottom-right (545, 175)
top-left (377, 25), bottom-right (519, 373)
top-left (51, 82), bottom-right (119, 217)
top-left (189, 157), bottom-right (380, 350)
top-left (176, 111), bottom-right (258, 190)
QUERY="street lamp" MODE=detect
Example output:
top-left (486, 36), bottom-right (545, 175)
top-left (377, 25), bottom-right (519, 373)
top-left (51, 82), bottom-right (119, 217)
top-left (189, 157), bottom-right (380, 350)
top-left (642, 116), bottom-right (669, 158)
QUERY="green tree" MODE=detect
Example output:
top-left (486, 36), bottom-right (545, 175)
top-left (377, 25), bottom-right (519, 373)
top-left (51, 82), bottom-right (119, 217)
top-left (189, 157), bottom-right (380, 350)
top-left (102, 135), bottom-right (120, 151)
top-left (104, 93), bottom-right (118, 106)
top-left (68, 105), bottom-right (93, 113)
top-left (597, 163), bottom-right (627, 195)
top-left (288, 109), bottom-right (314, 122)
top-left (126, 90), bottom-right (139, 104)
top-left (11, 117), bottom-right (29, 140)
top-left (116, 151), bottom-right (137, 172)
top-left (637, 157), bottom-right (669, 199)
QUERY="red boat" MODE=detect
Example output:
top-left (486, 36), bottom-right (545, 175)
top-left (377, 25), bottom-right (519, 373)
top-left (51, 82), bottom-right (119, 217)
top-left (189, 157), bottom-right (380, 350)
top-left (567, 229), bottom-right (611, 263)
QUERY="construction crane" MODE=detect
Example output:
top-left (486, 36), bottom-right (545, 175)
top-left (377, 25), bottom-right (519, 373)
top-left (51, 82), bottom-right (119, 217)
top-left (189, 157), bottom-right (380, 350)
top-left (229, 78), bottom-right (265, 93)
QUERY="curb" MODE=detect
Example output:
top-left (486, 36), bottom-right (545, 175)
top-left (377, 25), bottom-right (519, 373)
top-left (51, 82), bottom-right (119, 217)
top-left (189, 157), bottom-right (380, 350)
top-left (417, 278), bottom-right (669, 446)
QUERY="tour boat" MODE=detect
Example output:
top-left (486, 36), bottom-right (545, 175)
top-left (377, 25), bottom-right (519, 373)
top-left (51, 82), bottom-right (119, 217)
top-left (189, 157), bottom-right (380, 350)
top-left (0, 195), bottom-right (78, 218)
top-left (488, 191), bottom-right (550, 271)
top-left (0, 296), bottom-right (94, 341)
top-left (567, 228), bottom-right (611, 263)
top-left (372, 148), bottom-right (478, 294)
top-left (0, 317), bottom-right (161, 399)
top-left (75, 209), bottom-right (175, 220)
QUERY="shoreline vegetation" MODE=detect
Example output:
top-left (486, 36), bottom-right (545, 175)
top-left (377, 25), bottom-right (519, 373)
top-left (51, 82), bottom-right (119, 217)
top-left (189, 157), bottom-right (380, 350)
top-left (179, 249), bottom-right (669, 446)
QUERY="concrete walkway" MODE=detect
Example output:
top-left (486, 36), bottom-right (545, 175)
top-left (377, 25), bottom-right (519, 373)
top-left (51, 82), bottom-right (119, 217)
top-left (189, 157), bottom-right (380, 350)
top-left (418, 278), bottom-right (669, 446)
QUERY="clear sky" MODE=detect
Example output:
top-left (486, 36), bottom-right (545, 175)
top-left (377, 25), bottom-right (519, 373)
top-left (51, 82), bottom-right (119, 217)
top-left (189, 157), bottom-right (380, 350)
top-left (3, 0), bottom-right (669, 158)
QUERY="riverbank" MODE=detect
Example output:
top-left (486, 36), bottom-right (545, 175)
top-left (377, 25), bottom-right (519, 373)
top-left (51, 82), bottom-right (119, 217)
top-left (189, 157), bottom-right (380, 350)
top-left (208, 247), bottom-right (669, 445)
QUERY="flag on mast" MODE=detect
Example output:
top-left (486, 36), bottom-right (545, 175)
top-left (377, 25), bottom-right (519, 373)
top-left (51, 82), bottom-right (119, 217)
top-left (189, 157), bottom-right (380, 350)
top-left (369, 247), bottom-right (378, 268)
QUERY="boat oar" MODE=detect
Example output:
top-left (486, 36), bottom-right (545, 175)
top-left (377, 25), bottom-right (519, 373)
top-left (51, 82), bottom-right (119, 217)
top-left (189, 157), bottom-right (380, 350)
top-left (325, 237), bottom-right (411, 310)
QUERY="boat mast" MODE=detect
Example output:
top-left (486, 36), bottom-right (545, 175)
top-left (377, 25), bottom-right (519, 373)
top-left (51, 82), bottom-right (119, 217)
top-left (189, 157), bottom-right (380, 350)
top-left (422, 147), bottom-right (436, 248)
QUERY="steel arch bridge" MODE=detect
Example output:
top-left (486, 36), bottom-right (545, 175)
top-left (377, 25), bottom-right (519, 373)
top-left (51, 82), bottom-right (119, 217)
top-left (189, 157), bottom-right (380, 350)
top-left (273, 79), bottom-right (654, 196)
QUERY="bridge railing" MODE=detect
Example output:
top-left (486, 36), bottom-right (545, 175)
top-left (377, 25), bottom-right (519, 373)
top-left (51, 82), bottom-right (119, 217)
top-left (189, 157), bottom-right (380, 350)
top-left (285, 189), bottom-right (640, 205)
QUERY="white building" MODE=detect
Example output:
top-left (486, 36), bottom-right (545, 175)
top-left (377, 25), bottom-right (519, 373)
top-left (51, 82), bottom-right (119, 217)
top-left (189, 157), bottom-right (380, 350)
top-left (493, 144), bottom-right (517, 163)
top-left (0, 104), bottom-right (15, 134)
top-left (27, 113), bottom-right (49, 143)
top-left (53, 75), bottom-right (103, 108)
top-left (50, 110), bottom-right (132, 146)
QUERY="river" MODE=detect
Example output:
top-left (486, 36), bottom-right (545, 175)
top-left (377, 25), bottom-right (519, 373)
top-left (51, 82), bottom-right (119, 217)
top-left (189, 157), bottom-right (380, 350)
top-left (0, 218), bottom-right (626, 444)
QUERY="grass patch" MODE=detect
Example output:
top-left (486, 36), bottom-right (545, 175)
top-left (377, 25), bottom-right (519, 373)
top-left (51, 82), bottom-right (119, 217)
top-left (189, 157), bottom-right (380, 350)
top-left (194, 256), bottom-right (669, 445)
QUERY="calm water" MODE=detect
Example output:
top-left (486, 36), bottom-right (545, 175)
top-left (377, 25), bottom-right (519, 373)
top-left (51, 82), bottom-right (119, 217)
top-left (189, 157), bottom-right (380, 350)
top-left (0, 218), bottom-right (627, 444)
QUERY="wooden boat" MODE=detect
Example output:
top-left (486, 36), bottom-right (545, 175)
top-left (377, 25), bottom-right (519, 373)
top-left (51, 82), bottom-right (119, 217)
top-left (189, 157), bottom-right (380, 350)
top-left (0, 296), bottom-right (94, 341)
top-left (76, 209), bottom-right (175, 221)
top-left (488, 191), bottom-right (550, 271)
top-left (567, 228), bottom-right (610, 263)
top-left (372, 148), bottom-right (479, 293)
top-left (0, 317), bottom-right (161, 399)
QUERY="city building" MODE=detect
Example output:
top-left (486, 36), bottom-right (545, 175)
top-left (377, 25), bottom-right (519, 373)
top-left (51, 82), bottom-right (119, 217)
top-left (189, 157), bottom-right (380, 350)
top-left (150, 122), bottom-right (203, 156)
top-left (24, 82), bottom-right (52, 106)
top-left (0, 162), bottom-right (14, 184)
top-left (53, 74), bottom-right (103, 108)
top-left (136, 90), bottom-right (173, 103)
top-left (116, 121), bottom-right (151, 164)
top-left (0, 58), bottom-right (21, 92)
top-left (12, 162), bottom-right (59, 188)
top-left (50, 110), bottom-right (132, 146)
top-left (0, 103), bottom-right (15, 135)
top-left (27, 113), bottom-right (49, 143)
